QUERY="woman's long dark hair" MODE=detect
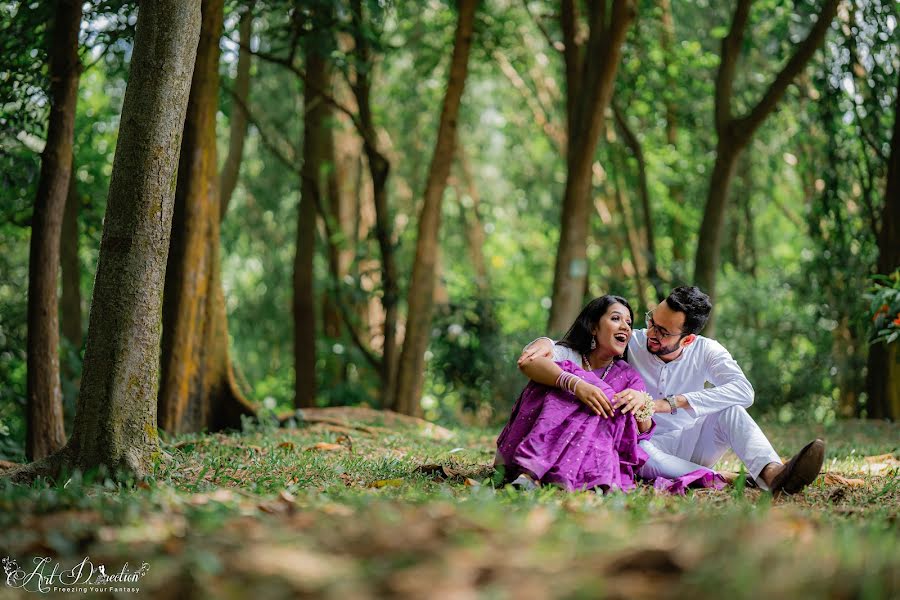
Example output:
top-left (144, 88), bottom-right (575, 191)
top-left (558, 295), bottom-right (633, 360)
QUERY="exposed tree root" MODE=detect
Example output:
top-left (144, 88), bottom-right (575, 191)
top-left (281, 407), bottom-right (455, 440)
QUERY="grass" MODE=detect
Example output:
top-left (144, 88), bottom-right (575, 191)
top-left (0, 415), bottom-right (897, 599)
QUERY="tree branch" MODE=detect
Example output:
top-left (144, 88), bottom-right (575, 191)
top-left (223, 85), bottom-right (297, 169)
top-left (560, 0), bottom-right (581, 133)
top-left (231, 37), bottom-right (375, 147)
top-left (738, 0), bottom-right (839, 137)
top-left (521, 0), bottom-right (562, 52)
top-left (715, 0), bottom-right (752, 135)
top-left (578, 0), bottom-right (635, 149)
top-left (493, 49), bottom-right (565, 152)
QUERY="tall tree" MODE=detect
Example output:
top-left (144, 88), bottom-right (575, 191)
top-left (25, 0), bottom-right (82, 461)
top-left (547, 0), bottom-right (637, 333)
top-left (294, 16), bottom-right (333, 408)
top-left (349, 0), bottom-right (400, 408)
top-left (866, 69), bottom-right (900, 421)
top-left (159, 0), bottom-right (255, 433)
top-left (392, 0), bottom-right (478, 416)
top-left (659, 0), bottom-right (688, 267)
top-left (219, 4), bottom-right (253, 219)
top-left (60, 163), bottom-right (82, 355)
top-left (693, 0), bottom-right (839, 315)
top-left (613, 102), bottom-right (664, 301)
top-left (455, 134), bottom-right (489, 296)
top-left (5, 0), bottom-right (201, 482)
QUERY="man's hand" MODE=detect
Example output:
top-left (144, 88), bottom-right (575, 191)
top-left (517, 338), bottom-right (554, 368)
top-left (574, 380), bottom-right (614, 418)
top-left (612, 388), bottom-right (652, 415)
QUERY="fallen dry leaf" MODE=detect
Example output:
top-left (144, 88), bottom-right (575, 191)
top-left (864, 453), bottom-right (898, 463)
top-left (824, 473), bottom-right (866, 487)
top-left (278, 441), bottom-right (296, 450)
top-left (238, 544), bottom-right (354, 589)
top-left (320, 503), bottom-right (355, 517)
top-left (190, 489), bottom-right (237, 506)
top-left (368, 478), bottom-right (405, 489)
top-left (306, 442), bottom-right (346, 452)
top-left (525, 506), bottom-right (554, 535)
top-left (335, 433), bottom-right (353, 451)
top-left (414, 464), bottom-right (459, 479)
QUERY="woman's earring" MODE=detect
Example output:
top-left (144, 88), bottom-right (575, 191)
top-left (590, 337), bottom-right (597, 350)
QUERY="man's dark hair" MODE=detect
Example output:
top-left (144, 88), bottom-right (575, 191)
top-left (558, 294), bottom-right (633, 359)
top-left (664, 286), bottom-right (712, 335)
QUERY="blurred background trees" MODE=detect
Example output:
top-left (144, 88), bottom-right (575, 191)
top-left (0, 0), bottom-right (897, 461)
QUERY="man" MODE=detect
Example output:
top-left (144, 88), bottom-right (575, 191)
top-left (519, 286), bottom-right (824, 496)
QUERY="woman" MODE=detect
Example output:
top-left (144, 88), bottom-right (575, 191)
top-left (495, 295), bottom-right (656, 492)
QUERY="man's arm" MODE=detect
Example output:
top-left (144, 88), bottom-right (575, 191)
top-left (517, 337), bottom-right (555, 368)
top-left (675, 340), bottom-right (754, 418)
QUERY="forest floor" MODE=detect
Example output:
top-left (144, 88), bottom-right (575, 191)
top-left (0, 411), bottom-right (898, 599)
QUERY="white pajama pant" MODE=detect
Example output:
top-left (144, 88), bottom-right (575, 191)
top-left (638, 405), bottom-right (782, 490)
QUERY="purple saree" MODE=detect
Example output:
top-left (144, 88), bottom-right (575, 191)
top-left (496, 359), bottom-right (725, 494)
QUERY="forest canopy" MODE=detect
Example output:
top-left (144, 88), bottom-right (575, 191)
top-left (0, 0), bottom-right (898, 463)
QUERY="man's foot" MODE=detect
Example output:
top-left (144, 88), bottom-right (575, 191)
top-left (768, 439), bottom-right (826, 497)
top-left (510, 473), bottom-right (539, 491)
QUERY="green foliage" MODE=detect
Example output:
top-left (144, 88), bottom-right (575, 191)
top-left (867, 271), bottom-right (900, 346)
top-left (0, 0), bottom-right (896, 439)
top-left (426, 297), bottom-right (522, 423)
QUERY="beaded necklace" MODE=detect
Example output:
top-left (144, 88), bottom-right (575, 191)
top-left (582, 354), bottom-right (614, 380)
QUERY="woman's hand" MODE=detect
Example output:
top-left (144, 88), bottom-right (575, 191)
top-left (574, 380), bottom-right (614, 418)
top-left (613, 388), bottom-right (653, 415)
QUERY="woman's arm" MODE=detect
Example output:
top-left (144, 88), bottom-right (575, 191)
top-left (519, 357), bottom-right (616, 418)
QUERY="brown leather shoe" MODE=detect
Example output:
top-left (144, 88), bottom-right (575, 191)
top-left (770, 439), bottom-right (825, 497)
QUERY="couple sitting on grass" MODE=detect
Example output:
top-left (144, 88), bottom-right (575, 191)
top-left (495, 286), bottom-right (825, 495)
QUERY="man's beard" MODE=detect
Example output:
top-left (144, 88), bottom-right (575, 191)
top-left (646, 337), bottom-right (681, 356)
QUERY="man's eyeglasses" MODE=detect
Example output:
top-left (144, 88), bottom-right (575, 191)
top-left (644, 311), bottom-right (685, 339)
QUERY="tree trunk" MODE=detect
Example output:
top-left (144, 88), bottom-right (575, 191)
top-left (60, 159), bottom-right (82, 354)
top-left (159, 0), bottom-right (255, 433)
top-left (455, 136), bottom-right (489, 295)
top-left (219, 5), bottom-right (253, 219)
top-left (866, 70), bottom-right (900, 421)
top-left (592, 195), bottom-right (629, 288)
top-left (321, 90), bottom-right (357, 342)
top-left (660, 0), bottom-right (687, 266)
top-left (63, 0), bottom-right (200, 477)
top-left (613, 102), bottom-right (664, 300)
top-left (25, 0), bottom-right (82, 461)
top-left (393, 0), bottom-right (477, 416)
top-left (610, 170), bottom-right (649, 311)
top-left (293, 36), bottom-right (331, 408)
top-left (694, 137), bottom-right (740, 311)
top-left (693, 0), bottom-right (839, 321)
top-left (548, 1), bottom-right (636, 334)
top-left (350, 0), bottom-right (399, 408)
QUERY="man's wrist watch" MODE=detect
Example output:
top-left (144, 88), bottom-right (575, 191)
top-left (665, 395), bottom-right (678, 415)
